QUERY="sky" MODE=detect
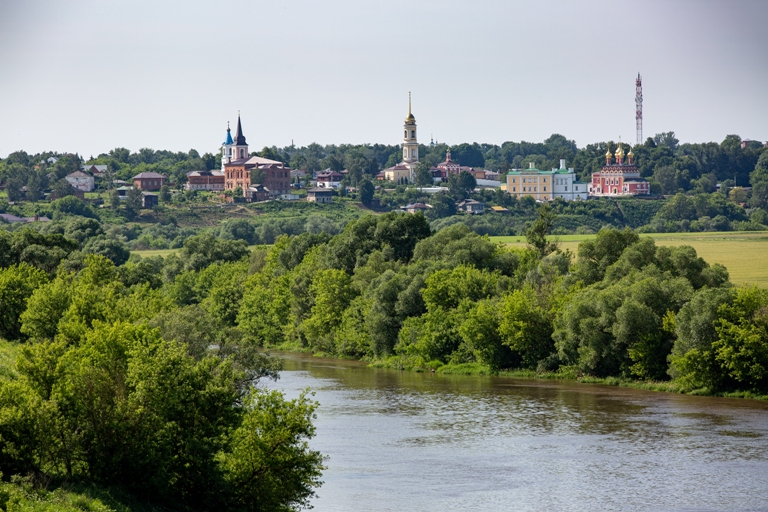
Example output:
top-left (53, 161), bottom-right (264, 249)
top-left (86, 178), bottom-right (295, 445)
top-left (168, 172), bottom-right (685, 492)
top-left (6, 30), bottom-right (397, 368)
top-left (1, 0), bottom-right (767, 158)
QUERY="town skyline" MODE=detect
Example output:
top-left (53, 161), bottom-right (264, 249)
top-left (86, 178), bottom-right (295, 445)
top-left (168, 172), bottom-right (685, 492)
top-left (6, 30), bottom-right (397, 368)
top-left (1, 0), bottom-right (767, 158)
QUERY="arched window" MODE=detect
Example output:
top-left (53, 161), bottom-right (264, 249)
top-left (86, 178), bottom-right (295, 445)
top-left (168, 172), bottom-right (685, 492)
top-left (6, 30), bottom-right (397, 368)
top-left (404, 130), bottom-right (407, 138)
top-left (411, 130), bottom-right (415, 138)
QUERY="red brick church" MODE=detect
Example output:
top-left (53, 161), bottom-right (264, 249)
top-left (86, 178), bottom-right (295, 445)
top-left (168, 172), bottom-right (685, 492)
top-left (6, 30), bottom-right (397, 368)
top-left (588, 142), bottom-right (649, 196)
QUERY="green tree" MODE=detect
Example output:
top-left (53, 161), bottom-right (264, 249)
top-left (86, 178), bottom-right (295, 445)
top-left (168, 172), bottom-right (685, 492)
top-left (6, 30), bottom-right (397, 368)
top-left (526, 204), bottom-right (558, 257)
top-left (125, 187), bottom-right (143, 217)
top-left (0, 263), bottom-right (48, 340)
top-left (159, 184), bottom-right (171, 202)
top-left (448, 170), bottom-right (476, 199)
top-left (359, 178), bottom-right (375, 206)
top-left (219, 389), bottom-right (324, 512)
top-left (414, 161), bottom-right (433, 188)
top-left (499, 287), bottom-right (553, 369)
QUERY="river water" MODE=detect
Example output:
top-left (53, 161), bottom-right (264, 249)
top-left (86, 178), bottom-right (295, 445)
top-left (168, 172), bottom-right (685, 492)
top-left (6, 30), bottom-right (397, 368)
top-left (262, 353), bottom-right (768, 511)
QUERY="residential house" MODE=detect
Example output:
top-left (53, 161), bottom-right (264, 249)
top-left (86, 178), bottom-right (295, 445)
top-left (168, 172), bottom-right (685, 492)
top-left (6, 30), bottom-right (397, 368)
top-left (404, 202), bottom-right (430, 214)
top-left (132, 172), bottom-right (166, 191)
top-left (307, 188), bottom-right (333, 203)
top-left (186, 170), bottom-right (225, 191)
top-left (457, 199), bottom-right (485, 214)
top-left (141, 192), bottom-right (158, 208)
top-left (316, 170), bottom-right (344, 188)
top-left (65, 170), bottom-right (95, 192)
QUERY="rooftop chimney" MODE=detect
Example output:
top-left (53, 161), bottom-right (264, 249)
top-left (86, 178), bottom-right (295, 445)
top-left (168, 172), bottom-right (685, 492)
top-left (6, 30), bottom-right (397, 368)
top-left (560, 159), bottom-right (566, 169)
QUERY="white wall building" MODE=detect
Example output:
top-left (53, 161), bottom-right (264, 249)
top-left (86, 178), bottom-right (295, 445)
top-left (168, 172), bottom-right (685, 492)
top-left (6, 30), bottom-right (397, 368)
top-left (65, 170), bottom-right (94, 192)
top-left (552, 159), bottom-right (588, 201)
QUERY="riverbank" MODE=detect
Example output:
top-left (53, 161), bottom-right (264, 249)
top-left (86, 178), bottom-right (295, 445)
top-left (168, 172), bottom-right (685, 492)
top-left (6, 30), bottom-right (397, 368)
top-left (281, 349), bottom-right (768, 401)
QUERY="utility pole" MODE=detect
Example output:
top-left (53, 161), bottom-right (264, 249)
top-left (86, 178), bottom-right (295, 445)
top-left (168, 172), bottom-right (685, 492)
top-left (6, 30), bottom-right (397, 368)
top-left (636, 73), bottom-right (643, 145)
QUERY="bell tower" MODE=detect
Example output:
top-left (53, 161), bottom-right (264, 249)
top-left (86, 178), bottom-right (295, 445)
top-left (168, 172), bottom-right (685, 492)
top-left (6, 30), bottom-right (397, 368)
top-left (232, 112), bottom-right (249, 161)
top-left (403, 92), bottom-right (418, 170)
top-left (221, 121), bottom-right (234, 171)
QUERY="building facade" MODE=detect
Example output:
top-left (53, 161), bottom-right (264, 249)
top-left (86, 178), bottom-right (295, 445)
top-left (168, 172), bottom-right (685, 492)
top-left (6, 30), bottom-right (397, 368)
top-left (552, 159), bottom-right (588, 200)
top-left (186, 170), bottom-right (225, 191)
top-left (588, 143), bottom-right (649, 196)
top-left (65, 171), bottom-right (95, 192)
top-left (507, 160), bottom-right (587, 201)
top-left (221, 116), bottom-right (291, 197)
top-left (307, 188), bottom-right (333, 203)
top-left (132, 172), bottom-right (166, 191)
top-left (316, 170), bottom-right (344, 188)
top-left (506, 163), bottom-right (553, 201)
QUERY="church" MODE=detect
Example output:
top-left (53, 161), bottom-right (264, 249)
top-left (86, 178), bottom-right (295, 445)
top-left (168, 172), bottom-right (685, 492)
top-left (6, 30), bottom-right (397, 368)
top-left (588, 141), bottom-right (650, 196)
top-left (220, 114), bottom-right (291, 198)
top-left (381, 94), bottom-right (419, 183)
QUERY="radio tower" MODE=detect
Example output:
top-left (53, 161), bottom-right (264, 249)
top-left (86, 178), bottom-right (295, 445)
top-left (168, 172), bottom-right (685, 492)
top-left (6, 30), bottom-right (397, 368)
top-left (635, 73), bottom-right (643, 145)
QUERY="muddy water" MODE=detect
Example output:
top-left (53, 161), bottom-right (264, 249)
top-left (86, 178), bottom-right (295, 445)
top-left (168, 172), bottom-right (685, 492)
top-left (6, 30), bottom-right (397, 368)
top-left (263, 353), bottom-right (768, 511)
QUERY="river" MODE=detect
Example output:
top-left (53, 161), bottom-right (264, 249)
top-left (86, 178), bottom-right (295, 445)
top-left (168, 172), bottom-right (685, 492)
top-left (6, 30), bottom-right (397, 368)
top-left (262, 352), bottom-right (768, 511)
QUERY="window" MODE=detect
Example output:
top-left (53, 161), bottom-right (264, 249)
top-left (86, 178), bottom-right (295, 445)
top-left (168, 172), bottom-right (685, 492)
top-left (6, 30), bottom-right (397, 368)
top-left (534, 187), bottom-right (537, 192)
top-left (513, 187), bottom-right (516, 192)
top-left (543, 187), bottom-right (546, 191)
top-left (565, 186), bottom-right (568, 191)
top-left (404, 130), bottom-right (407, 138)
top-left (411, 130), bottom-right (415, 138)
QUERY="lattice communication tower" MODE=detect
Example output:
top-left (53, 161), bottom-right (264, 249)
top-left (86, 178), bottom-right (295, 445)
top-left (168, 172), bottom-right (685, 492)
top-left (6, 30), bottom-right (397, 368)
top-left (636, 73), bottom-right (643, 145)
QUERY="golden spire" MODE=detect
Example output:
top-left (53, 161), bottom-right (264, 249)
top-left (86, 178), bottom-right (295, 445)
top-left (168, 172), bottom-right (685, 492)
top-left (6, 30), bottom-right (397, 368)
top-left (615, 137), bottom-right (624, 158)
top-left (405, 92), bottom-right (415, 124)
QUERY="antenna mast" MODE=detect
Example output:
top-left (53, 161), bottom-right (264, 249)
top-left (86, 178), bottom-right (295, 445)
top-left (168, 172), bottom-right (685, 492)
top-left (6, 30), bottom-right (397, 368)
top-left (635, 73), bottom-right (643, 145)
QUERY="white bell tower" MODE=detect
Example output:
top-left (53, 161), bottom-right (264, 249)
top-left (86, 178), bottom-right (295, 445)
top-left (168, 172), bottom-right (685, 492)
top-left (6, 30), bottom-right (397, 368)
top-left (402, 92), bottom-right (418, 182)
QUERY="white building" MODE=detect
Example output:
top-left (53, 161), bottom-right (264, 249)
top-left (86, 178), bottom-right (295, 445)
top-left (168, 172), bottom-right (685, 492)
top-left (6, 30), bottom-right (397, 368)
top-left (65, 170), bottom-right (95, 192)
top-left (552, 159), bottom-right (588, 201)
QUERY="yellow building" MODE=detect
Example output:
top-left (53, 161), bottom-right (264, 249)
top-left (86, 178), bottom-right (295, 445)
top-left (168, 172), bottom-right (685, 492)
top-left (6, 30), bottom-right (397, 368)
top-left (506, 162), bottom-right (553, 201)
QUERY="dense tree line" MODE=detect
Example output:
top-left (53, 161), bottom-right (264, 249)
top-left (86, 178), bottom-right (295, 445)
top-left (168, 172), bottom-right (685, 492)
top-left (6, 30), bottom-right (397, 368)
top-left (0, 233), bottom-right (325, 510)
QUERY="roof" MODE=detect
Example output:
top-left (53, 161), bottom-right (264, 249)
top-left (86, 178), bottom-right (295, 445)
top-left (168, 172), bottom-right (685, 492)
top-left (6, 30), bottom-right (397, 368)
top-left (308, 187), bottom-right (333, 193)
top-left (490, 206), bottom-right (508, 212)
top-left (0, 214), bottom-right (25, 223)
top-left (245, 156), bottom-right (284, 166)
top-left (223, 125), bottom-right (234, 145)
top-left (385, 164), bottom-right (410, 171)
top-left (507, 167), bottom-right (553, 175)
top-left (458, 199), bottom-right (482, 206)
top-left (404, 202), bottom-right (429, 209)
top-left (234, 115), bottom-right (247, 146)
top-left (83, 164), bottom-right (108, 172)
top-left (317, 171), bottom-right (344, 179)
top-left (132, 172), bottom-right (165, 179)
top-left (141, 191), bottom-right (157, 197)
top-left (187, 170), bottom-right (224, 177)
top-left (67, 170), bottom-right (91, 178)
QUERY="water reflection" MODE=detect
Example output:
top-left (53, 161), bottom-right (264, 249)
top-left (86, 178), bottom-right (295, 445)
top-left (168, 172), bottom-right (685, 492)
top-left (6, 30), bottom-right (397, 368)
top-left (263, 352), bottom-right (768, 511)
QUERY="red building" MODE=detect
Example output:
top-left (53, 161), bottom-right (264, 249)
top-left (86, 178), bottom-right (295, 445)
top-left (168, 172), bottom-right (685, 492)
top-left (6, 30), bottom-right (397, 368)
top-left (430, 150), bottom-right (482, 182)
top-left (132, 172), bottom-right (166, 191)
top-left (588, 143), bottom-right (649, 196)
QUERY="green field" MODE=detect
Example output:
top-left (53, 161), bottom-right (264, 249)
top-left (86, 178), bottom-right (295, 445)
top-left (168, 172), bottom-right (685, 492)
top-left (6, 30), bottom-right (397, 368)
top-left (492, 231), bottom-right (768, 288)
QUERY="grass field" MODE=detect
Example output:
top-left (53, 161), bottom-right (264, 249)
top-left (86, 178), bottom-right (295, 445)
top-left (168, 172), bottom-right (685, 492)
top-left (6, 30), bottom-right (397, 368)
top-left (492, 231), bottom-right (768, 288)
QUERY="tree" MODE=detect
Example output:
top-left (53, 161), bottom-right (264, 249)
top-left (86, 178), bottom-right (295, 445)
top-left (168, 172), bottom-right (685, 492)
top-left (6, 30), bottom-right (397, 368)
top-left (81, 237), bottom-right (131, 266)
top-left (359, 178), bottom-right (374, 206)
top-left (0, 263), bottom-right (48, 340)
top-left (219, 389), bottom-right (324, 512)
top-left (414, 161), bottom-right (433, 188)
top-left (250, 167), bottom-right (266, 185)
top-left (499, 287), bottom-right (553, 369)
top-left (448, 170), bottom-right (476, 199)
top-left (125, 187), bottom-right (143, 217)
top-left (159, 185), bottom-right (171, 202)
top-left (526, 204), bottom-right (558, 257)
top-left (428, 192), bottom-right (457, 219)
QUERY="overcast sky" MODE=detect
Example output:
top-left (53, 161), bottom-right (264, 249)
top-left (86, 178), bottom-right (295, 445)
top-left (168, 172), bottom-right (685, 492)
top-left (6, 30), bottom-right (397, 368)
top-left (1, 0), bottom-right (767, 158)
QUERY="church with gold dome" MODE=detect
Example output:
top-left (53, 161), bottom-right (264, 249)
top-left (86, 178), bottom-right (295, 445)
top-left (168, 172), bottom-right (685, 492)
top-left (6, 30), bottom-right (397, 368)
top-left (380, 93), bottom-right (419, 184)
top-left (588, 140), bottom-right (649, 196)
